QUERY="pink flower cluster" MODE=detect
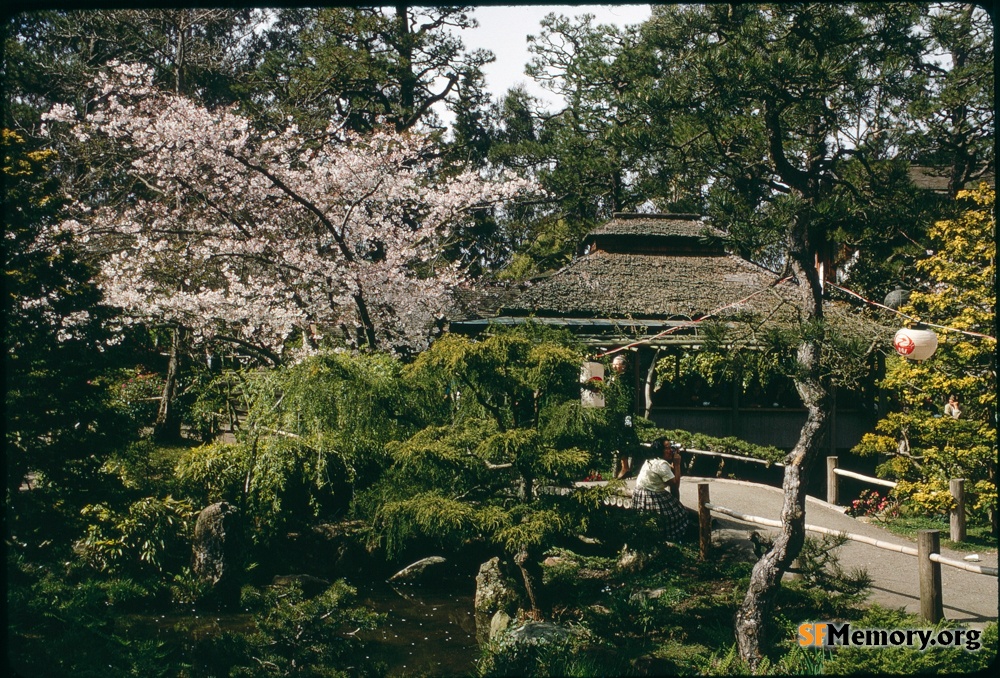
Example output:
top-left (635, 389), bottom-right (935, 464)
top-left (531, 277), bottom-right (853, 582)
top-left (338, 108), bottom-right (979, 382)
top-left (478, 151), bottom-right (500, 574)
top-left (846, 489), bottom-right (898, 521)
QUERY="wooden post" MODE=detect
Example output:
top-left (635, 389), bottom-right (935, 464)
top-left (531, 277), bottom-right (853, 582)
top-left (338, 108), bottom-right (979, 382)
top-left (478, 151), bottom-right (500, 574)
top-left (950, 478), bottom-right (966, 543)
top-left (826, 456), bottom-right (839, 505)
top-left (698, 483), bottom-right (711, 561)
top-left (917, 529), bottom-right (944, 623)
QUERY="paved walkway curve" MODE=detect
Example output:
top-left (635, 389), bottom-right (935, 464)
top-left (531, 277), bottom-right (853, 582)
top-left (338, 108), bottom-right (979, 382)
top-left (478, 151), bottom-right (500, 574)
top-left (659, 476), bottom-right (999, 627)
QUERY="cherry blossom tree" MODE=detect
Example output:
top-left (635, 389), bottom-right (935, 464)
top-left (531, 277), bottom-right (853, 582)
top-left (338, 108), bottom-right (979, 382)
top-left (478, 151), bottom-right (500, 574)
top-left (44, 62), bottom-right (533, 360)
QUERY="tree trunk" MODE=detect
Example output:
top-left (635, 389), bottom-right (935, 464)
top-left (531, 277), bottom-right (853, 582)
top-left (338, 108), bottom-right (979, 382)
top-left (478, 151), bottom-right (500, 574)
top-left (514, 546), bottom-right (547, 619)
top-left (154, 325), bottom-right (186, 442)
top-left (734, 380), bottom-right (829, 665)
top-left (735, 235), bottom-right (831, 668)
top-left (518, 472), bottom-right (535, 502)
top-left (352, 290), bottom-right (379, 351)
top-left (394, 3), bottom-right (416, 131)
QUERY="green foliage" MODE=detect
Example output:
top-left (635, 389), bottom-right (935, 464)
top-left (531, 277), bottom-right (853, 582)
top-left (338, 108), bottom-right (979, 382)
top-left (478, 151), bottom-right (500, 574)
top-left (76, 495), bottom-right (196, 574)
top-left (4, 128), bottom-right (129, 518)
top-left (177, 350), bottom-right (418, 541)
top-left (853, 187), bottom-right (996, 525)
top-left (820, 607), bottom-right (997, 675)
top-left (175, 440), bottom-right (249, 505)
top-left (7, 555), bottom-right (174, 677)
top-left (780, 535), bottom-right (873, 617)
top-left (244, 6), bottom-right (489, 135)
top-left (177, 437), bottom-right (328, 543)
top-left (96, 367), bottom-right (163, 431)
top-left (184, 369), bottom-right (241, 442)
top-left (375, 493), bottom-right (489, 558)
top-left (369, 325), bottom-right (619, 568)
top-left (700, 642), bottom-right (838, 676)
top-left (477, 631), bottom-right (622, 678)
top-left (241, 350), bottom-right (415, 478)
top-left (228, 580), bottom-right (383, 678)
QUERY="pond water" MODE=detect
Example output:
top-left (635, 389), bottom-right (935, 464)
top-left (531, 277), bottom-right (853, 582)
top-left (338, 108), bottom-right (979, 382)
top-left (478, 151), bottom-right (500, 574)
top-left (123, 573), bottom-right (480, 676)
top-left (356, 580), bottom-right (480, 676)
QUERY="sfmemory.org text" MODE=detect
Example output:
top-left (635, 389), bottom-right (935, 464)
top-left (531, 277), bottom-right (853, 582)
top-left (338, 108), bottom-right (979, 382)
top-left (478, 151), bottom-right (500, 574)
top-left (798, 623), bottom-right (982, 651)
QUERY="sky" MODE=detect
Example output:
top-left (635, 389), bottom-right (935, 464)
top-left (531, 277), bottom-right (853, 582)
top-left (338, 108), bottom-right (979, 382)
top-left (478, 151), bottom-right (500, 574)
top-left (452, 4), bottom-right (652, 113)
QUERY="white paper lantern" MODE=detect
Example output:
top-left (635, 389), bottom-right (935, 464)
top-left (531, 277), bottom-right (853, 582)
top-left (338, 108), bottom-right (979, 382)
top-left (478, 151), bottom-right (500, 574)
top-left (580, 361), bottom-right (606, 408)
top-left (893, 328), bottom-right (938, 361)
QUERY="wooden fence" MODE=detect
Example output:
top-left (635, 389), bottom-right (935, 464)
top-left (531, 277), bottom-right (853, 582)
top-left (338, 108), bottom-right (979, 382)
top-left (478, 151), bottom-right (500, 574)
top-left (695, 482), bottom-right (997, 623)
top-left (675, 448), bottom-right (971, 543)
top-left (826, 455), bottom-right (969, 543)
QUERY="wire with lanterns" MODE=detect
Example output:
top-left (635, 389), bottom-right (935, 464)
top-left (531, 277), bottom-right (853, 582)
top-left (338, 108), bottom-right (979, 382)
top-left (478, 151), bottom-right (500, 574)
top-left (825, 281), bottom-right (995, 363)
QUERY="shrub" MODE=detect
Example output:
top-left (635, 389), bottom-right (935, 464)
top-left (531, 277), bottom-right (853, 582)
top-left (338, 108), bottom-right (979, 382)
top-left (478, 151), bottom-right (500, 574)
top-left (76, 495), bottom-right (196, 575)
top-left (226, 580), bottom-right (383, 677)
top-left (845, 489), bottom-right (900, 522)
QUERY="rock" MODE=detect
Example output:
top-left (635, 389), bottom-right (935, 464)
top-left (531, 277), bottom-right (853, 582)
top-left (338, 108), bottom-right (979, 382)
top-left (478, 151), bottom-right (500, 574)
top-left (504, 621), bottom-right (585, 647)
top-left (617, 544), bottom-right (650, 572)
top-left (489, 610), bottom-right (513, 641)
top-left (475, 557), bottom-right (523, 616)
top-left (388, 556), bottom-right (447, 583)
top-left (191, 502), bottom-right (241, 600)
top-left (310, 520), bottom-right (365, 540)
top-left (474, 557), bottom-right (524, 645)
top-left (484, 621), bottom-right (590, 674)
top-left (630, 587), bottom-right (669, 602)
top-left (272, 574), bottom-right (331, 597)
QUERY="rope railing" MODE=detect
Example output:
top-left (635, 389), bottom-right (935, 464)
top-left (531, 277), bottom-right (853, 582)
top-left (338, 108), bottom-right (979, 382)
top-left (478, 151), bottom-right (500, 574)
top-left (684, 447), bottom-right (785, 468)
top-left (833, 467), bottom-right (898, 489)
top-left (929, 552), bottom-right (999, 576)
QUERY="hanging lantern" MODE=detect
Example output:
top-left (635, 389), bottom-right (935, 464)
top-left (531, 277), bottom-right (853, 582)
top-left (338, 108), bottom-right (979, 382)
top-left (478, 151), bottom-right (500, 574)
top-left (580, 361), bottom-right (606, 408)
top-left (893, 327), bottom-right (938, 361)
top-left (883, 287), bottom-right (911, 310)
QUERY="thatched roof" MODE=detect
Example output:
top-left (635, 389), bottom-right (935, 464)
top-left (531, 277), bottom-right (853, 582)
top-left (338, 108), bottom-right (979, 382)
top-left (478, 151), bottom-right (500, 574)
top-left (908, 166), bottom-right (995, 193)
top-left (449, 213), bottom-right (892, 346)
top-left (501, 213), bottom-right (796, 323)
top-left (586, 213), bottom-right (723, 239)
top-left (505, 249), bottom-right (797, 322)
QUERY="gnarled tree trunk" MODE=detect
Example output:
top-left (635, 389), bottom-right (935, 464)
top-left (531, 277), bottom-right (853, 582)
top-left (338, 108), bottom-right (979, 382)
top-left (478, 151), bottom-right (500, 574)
top-left (735, 230), bottom-right (831, 668)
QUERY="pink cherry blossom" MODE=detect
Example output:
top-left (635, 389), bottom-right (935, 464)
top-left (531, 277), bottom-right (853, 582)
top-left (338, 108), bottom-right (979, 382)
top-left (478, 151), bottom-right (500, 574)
top-left (48, 62), bottom-right (535, 356)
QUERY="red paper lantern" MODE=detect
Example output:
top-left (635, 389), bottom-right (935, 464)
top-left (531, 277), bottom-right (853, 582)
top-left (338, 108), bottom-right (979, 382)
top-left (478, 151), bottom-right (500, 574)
top-left (893, 328), bottom-right (938, 361)
top-left (580, 361), bottom-right (606, 408)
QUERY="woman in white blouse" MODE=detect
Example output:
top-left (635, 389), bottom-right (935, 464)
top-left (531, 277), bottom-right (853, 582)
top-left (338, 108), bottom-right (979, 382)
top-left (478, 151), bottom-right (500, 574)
top-left (631, 437), bottom-right (688, 541)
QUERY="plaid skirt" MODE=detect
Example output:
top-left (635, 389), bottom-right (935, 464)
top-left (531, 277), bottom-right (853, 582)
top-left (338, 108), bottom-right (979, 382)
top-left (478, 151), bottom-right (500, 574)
top-left (632, 487), bottom-right (689, 541)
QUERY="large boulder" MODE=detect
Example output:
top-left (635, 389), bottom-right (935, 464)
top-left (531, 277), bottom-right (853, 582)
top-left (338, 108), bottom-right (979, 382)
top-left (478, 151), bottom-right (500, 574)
top-left (479, 621), bottom-right (591, 674)
top-left (505, 621), bottom-right (583, 646)
top-left (191, 502), bottom-right (242, 600)
top-left (474, 557), bottom-right (524, 645)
